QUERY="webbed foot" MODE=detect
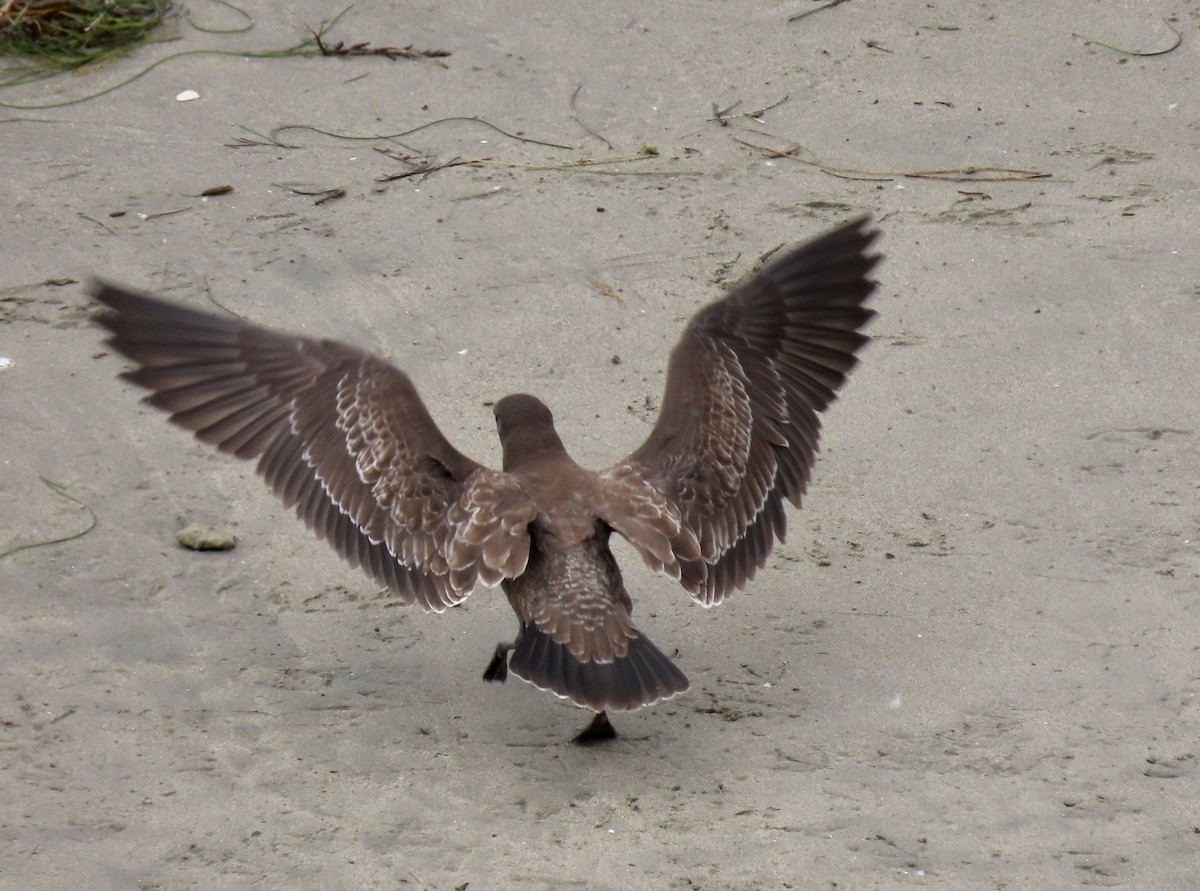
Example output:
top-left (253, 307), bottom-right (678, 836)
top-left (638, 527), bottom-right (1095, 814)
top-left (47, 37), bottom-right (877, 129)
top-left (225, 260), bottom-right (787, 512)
top-left (483, 642), bottom-right (514, 682)
top-left (573, 711), bottom-right (618, 744)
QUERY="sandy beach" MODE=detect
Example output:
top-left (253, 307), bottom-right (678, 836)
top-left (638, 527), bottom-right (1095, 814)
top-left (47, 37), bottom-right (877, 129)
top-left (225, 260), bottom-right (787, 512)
top-left (3, 2), bottom-right (1198, 887)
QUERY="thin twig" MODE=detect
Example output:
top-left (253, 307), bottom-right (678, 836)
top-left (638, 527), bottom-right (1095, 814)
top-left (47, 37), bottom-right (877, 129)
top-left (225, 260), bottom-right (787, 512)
top-left (264, 116), bottom-right (574, 151)
top-left (272, 182), bottom-right (338, 196)
top-left (735, 138), bottom-right (1051, 182)
top-left (271, 182), bottom-right (348, 204)
top-left (78, 212), bottom-right (116, 235)
top-left (377, 153), bottom-right (703, 181)
top-left (473, 156), bottom-right (703, 176)
top-left (370, 143), bottom-right (428, 162)
top-left (198, 274), bottom-right (242, 318)
top-left (377, 157), bottom-right (471, 181)
top-left (710, 100), bottom-right (742, 126)
top-left (744, 94), bottom-right (790, 121)
top-left (569, 84), bottom-right (613, 150)
top-left (225, 126), bottom-right (294, 149)
top-left (314, 187), bottom-right (346, 205)
top-left (1073, 18), bottom-right (1182, 56)
top-left (184, 0), bottom-right (254, 35)
top-left (0, 477), bottom-right (98, 561)
top-left (309, 24), bottom-right (450, 64)
top-left (788, 0), bottom-right (850, 23)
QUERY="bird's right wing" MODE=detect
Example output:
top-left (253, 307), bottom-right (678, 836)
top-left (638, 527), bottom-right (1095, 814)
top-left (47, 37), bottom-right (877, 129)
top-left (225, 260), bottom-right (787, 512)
top-left (92, 283), bottom-right (537, 611)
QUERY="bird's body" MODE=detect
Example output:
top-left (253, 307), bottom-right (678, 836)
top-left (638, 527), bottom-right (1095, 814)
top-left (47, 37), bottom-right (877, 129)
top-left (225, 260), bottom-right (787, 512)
top-left (92, 217), bottom-right (880, 740)
top-left (485, 393), bottom-right (695, 721)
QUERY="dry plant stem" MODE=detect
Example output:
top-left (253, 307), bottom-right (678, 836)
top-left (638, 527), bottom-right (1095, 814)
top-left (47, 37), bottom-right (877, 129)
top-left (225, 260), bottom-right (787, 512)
top-left (78, 212), bottom-right (116, 234)
top-left (272, 183), bottom-right (341, 196)
top-left (744, 95), bottom-right (789, 121)
top-left (378, 154), bottom-right (701, 182)
top-left (1073, 19), bottom-right (1182, 56)
top-left (736, 138), bottom-right (1051, 182)
top-left (569, 84), bottom-right (613, 150)
top-left (225, 126), bottom-right (291, 148)
top-left (378, 158), bottom-right (471, 181)
top-left (271, 182), bottom-right (348, 204)
top-left (313, 187), bottom-right (345, 205)
top-left (711, 100), bottom-right (741, 126)
top-left (788, 0), bottom-right (849, 23)
top-left (477, 156), bottom-right (697, 175)
top-left (184, 0), bottom-right (252, 35)
top-left (198, 275), bottom-right (241, 318)
top-left (308, 25), bottom-right (449, 63)
top-left (264, 117), bottom-right (574, 152)
top-left (0, 477), bottom-right (98, 561)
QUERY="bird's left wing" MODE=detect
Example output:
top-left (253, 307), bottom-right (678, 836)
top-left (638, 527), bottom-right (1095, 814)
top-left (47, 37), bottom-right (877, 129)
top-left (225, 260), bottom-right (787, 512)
top-left (602, 217), bottom-right (880, 605)
top-left (92, 283), bottom-right (536, 611)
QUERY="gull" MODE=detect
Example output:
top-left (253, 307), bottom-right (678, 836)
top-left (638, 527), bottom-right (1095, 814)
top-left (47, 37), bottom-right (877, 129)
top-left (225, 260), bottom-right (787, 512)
top-left (92, 216), bottom-right (880, 742)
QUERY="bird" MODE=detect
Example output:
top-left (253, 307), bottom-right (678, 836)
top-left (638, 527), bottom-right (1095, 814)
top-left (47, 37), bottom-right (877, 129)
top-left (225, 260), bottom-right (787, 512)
top-left (91, 216), bottom-right (880, 742)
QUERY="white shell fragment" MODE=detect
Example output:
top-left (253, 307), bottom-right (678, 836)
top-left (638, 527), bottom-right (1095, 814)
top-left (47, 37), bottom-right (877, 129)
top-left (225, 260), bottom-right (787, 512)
top-left (175, 90), bottom-right (200, 102)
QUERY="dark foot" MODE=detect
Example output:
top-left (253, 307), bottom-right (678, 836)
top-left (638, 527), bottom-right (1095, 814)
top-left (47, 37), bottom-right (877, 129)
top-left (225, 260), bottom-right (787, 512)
top-left (483, 642), bottom-right (514, 682)
top-left (573, 711), bottom-right (618, 745)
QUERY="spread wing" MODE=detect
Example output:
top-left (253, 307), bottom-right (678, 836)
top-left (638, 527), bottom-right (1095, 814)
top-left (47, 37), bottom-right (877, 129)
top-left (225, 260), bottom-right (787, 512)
top-left (605, 216), bottom-right (880, 605)
top-left (91, 283), bottom-right (537, 612)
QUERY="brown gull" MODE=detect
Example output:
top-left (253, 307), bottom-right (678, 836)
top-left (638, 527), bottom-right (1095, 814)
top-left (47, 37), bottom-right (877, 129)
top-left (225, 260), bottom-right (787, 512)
top-left (91, 216), bottom-right (880, 742)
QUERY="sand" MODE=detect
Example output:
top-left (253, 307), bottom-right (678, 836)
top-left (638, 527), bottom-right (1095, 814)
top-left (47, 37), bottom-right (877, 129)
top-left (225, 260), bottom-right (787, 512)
top-left (2, 2), bottom-right (1197, 888)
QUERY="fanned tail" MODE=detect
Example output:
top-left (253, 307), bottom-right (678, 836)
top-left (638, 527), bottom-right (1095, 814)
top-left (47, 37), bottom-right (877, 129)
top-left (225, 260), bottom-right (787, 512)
top-left (507, 622), bottom-right (689, 713)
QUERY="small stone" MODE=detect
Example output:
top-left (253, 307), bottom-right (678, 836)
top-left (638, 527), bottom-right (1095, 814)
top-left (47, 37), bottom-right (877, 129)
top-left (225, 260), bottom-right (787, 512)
top-left (176, 523), bottom-right (236, 551)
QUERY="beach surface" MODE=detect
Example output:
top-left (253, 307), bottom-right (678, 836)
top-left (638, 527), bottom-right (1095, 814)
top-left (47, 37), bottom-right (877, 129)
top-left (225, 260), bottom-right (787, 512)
top-left (2, 2), bottom-right (1197, 887)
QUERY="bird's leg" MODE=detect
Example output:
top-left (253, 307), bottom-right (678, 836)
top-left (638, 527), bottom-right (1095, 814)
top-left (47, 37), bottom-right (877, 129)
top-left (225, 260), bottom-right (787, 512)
top-left (573, 711), bottom-right (618, 744)
top-left (482, 641), bottom-right (514, 682)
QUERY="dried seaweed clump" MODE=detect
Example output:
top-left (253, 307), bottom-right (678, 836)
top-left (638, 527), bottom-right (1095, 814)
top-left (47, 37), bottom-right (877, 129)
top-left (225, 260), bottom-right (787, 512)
top-left (0, 0), bottom-right (172, 69)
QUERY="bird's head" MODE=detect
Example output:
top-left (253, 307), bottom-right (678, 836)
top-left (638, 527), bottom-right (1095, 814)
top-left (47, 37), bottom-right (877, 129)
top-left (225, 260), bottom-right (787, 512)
top-left (492, 394), bottom-right (565, 471)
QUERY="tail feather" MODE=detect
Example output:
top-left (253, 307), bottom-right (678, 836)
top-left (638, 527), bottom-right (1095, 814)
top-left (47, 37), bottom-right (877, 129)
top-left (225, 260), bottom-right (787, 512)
top-left (507, 622), bottom-right (689, 712)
